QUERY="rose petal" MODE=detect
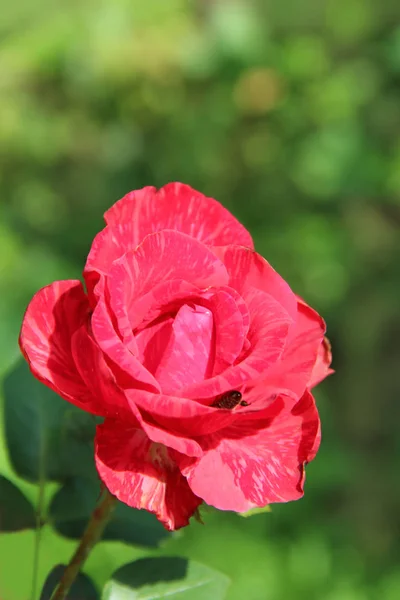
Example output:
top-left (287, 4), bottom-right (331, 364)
top-left (71, 324), bottom-right (133, 419)
top-left (95, 419), bottom-right (202, 530)
top-left (91, 299), bottom-right (161, 393)
top-left (246, 298), bottom-right (329, 405)
top-left (107, 230), bottom-right (229, 338)
top-left (308, 336), bottom-right (334, 388)
top-left (138, 304), bottom-right (214, 393)
top-left (128, 279), bottom-right (200, 332)
top-left (126, 389), bottom-right (238, 438)
top-left (19, 280), bottom-right (100, 413)
top-left (84, 183), bottom-right (253, 298)
top-left (201, 287), bottom-right (249, 375)
top-left (179, 288), bottom-right (293, 398)
top-left (136, 317), bottom-right (174, 375)
top-left (180, 390), bottom-right (320, 512)
top-left (212, 245), bottom-right (298, 324)
top-left (105, 183), bottom-right (253, 247)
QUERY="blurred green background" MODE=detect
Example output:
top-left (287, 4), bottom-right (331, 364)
top-left (1, 0), bottom-right (400, 598)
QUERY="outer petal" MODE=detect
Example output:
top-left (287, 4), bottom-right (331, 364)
top-left (244, 299), bottom-right (329, 406)
top-left (19, 280), bottom-right (100, 413)
top-left (308, 336), bottom-right (334, 388)
top-left (105, 183), bottom-right (253, 247)
top-left (180, 391), bottom-right (320, 512)
top-left (95, 420), bottom-right (202, 530)
top-left (84, 183), bottom-right (253, 297)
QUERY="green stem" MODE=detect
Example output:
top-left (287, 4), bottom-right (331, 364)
top-left (49, 486), bottom-right (117, 600)
top-left (31, 406), bottom-right (48, 600)
top-left (31, 479), bottom-right (45, 600)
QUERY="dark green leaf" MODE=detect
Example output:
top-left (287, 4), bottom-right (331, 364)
top-left (3, 359), bottom-right (98, 482)
top-left (40, 565), bottom-right (98, 600)
top-left (0, 474), bottom-right (36, 531)
top-left (49, 477), bottom-right (170, 547)
top-left (103, 557), bottom-right (230, 600)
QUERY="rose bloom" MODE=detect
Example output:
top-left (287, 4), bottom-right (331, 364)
top-left (20, 183), bottom-right (332, 530)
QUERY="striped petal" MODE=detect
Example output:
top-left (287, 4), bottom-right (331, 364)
top-left (84, 183), bottom-right (253, 298)
top-left (212, 245), bottom-right (298, 324)
top-left (19, 280), bottom-right (100, 413)
top-left (137, 304), bottom-right (214, 393)
top-left (95, 419), bottom-right (202, 530)
top-left (247, 298), bottom-right (330, 405)
top-left (179, 289), bottom-right (293, 398)
top-left (180, 391), bottom-right (320, 512)
top-left (105, 183), bottom-right (253, 248)
top-left (107, 231), bottom-right (229, 336)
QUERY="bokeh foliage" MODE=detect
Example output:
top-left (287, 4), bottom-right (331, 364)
top-left (0, 0), bottom-right (400, 598)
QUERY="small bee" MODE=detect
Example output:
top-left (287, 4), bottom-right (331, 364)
top-left (211, 390), bottom-right (249, 409)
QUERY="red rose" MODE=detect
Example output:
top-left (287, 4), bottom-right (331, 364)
top-left (20, 183), bottom-right (332, 530)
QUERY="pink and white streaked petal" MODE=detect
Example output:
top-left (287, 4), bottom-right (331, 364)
top-left (128, 279), bottom-right (200, 332)
top-left (212, 246), bottom-right (298, 324)
top-left (104, 182), bottom-right (254, 249)
top-left (107, 231), bottom-right (229, 327)
top-left (91, 299), bottom-right (160, 393)
top-left (201, 288), bottom-right (248, 375)
top-left (126, 389), bottom-right (237, 438)
top-left (179, 289), bottom-right (293, 399)
top-left (135, 317), bottom-right (174, 375)
top-left (95, 420), bottom-right (202, 530)
top-left (71, 324), bottom-right (134, 419)
top-left (139, 304), bottom-right (214, 394)
top-left (244, 298), bottom-right (330, 407)
top-left (84, 184), bottom-right (253, 299)
top-left (129, 403), bottom-right (203, 458)
top-left (83, 225), bottom-right (132, 301)
top-left (180, 391), bottom-right (320, 512)
top-left (19, 280), bottom-right (100, 413)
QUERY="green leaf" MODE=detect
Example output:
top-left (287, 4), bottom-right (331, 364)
top-left (238, 505), bottom-right (272, 518)
top-left (40, 565), bottom-right (98, 600)
top-left (0, 474), bottom-right (36, 531)
top-left (3, 359), bottom-right (98, 483)
top-left (103, 557), bottom-right (231, 600)
top-left (49, 477), bottom-right (170, 547)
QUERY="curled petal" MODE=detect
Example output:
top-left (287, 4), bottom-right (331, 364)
top-left (71, 324), bottom-right (134, 419)
top-left (19, 280), bottom-right (100, 413)
top-left (126, 389), bottom-right (238, 438)
top-left (308, 336), bottom-right (334, 388)
top-left (105, 183), bottom-right (254, 246)
top-left (180, 289), bottom-right (293, 398)
top-left (128, 279), bottom-right (200, 332)
top-left (137, 304), bottom-right (214, 393)
top-left (105, 183), bottom-right (253, 248)
top-left (212, 246), bottom-right (298, 324)
top-left (84, 183), bottom-right (253, 297)
top-left (107, 230), bottom-right (229, 332)
top-left (245, 298), bottom-right (329, 406)
top-left (95, 420), bottom-right (202, 530)
top-left (180, 391), bottom-right (320, 512)
top-left (91, 299), bottom-right (160, 393)
top-left (201, 287), bottom-right (249, 375)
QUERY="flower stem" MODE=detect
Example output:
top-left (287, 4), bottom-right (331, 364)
top-left (49, 486), bottom-right (117, 600)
